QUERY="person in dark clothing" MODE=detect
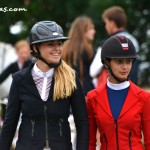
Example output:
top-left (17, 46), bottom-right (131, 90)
top-left (0, 21), bottom-right (88, 150)
top-left (0, 39), bottom-right (31, 84)
top-left (0, 40), bottom-right (31, 121)
top-left (62, 16), bottom-right (96, 95)
top-left (62, 16), bottom-right (95, 149)
top-left (0, 60), bottom-right (31, 84)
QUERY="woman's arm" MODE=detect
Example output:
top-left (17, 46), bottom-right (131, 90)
top-left (141, 92), bottom-right (150, 150)
top-left (0, 78), bottom-right (21, 150)
top-left (70, 76), bottom-right (89, 150)
top-left (0, 63), bottom-right (14, 84)
top-left (86, 93), bottom-right (97, 150)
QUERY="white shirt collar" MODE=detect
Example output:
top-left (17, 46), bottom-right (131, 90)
top-left (17, 61), bottom-right (23, 70)
top-left (32, 63), bottom-right (54, 78)
top-left (107, 78), bottom-right (130, 90)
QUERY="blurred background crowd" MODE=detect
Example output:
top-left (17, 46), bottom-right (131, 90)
top-left (0, 0), bottom-right (150, 89)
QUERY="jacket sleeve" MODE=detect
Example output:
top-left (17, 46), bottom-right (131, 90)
top-left (70, 76), bottom-right (89, 150)
top-left (141, 92), bottom-right (150, 150)
top-left (86, 92), bottom-right (97, 150)
top-left (0, 63), bottom-right (13, 84)
top-left (0, 78), bottom-right (21, 150)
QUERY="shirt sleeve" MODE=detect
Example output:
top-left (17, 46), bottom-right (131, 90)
top-left (0, 63), bottom-right (13, 84)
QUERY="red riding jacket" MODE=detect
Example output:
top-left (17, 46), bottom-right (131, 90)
top-left (87, 81), bottom-right (150, 150)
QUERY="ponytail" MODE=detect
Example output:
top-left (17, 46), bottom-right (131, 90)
top-left (53, 60), bottom-right (76, 101)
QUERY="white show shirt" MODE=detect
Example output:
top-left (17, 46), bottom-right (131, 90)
top-left (31, 63), bottom-right (54, 101)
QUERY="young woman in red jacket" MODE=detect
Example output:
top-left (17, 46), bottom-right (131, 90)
top-left (87, 35), bottom-right (150, 150)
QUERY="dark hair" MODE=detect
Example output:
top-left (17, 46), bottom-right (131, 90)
top-left (102, 6), bottom-right (127, 28)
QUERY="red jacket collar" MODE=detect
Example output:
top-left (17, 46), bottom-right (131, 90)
top-left (92, 81), bottom-right (142, 118)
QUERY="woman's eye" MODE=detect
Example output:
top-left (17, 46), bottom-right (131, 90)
top-left (126, 60), bottom-right (132, 64)
top-left (58, 42), bottom-right (64, 46)
top-left (116, 60), bottom-right (122, 64)
top-left (48, 43), bottom-right (53, 46)
top-left (47, 42), bottom-right (63, 47)
top-left (58, 43), bottom-right (63, 46)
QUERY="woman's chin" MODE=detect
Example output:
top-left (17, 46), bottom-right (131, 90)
top-left (119, 77), bottom-right (128, 81)
top-left (49, 60), bottom-right (60, 64)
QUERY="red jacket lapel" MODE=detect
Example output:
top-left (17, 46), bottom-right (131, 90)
top-left (119, 81), bottom-right (142, 118)
top-left (94, 84), bottom-right (113, 118)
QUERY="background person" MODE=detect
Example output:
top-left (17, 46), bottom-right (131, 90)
top-left (63, 16), bottom-right (96, 95)
top-left (62, 16), bottom-right (95, 149)
top-left (90, 6), bottom-right (139, 86)
top-left (0, 39), bottom-right (31, 85)
top-left (0, 39), bottom-right (31, 121)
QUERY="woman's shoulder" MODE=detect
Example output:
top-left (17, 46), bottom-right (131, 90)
top-left (87, 84), bottom-right (106, 99)
top-left (130, 81), bottom-right (150, 99)
top-left (12, 68), bottom-right (28, 82)
top-left (139, 88), bottom-right (150, 100)
top-left (12, 63), bottom-right (34, 82)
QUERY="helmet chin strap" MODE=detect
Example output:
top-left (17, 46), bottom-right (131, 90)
top-left (31, 45), bottom-right (62, 68)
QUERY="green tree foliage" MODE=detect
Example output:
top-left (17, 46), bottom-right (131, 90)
top-left (87, 0), bottom-right (150, 86)
top-left (87, 0), bottom-right (150, 57)
top-left (0, 0), bottom-right (150, 86)
top-left (0, 0), bottom-right (149, 62)
top-left (0, 0), bottom-right (89, 45)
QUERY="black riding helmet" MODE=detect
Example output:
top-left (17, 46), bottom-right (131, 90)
top-left (101, 35), bottom-right (137, 82)
top-left (28, 21), bottom-right (69, 68)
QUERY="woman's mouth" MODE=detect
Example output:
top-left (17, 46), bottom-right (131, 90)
top-left (51, 53), bottom-right (60, 56)
top-left (120, 72), bottom-right (128, 75)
